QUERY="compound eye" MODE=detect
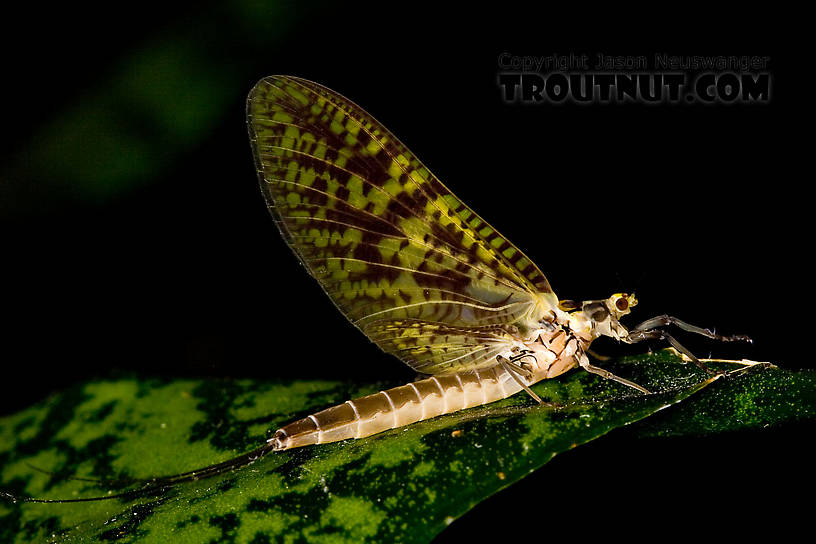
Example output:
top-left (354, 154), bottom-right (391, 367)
top-left (615, 297), bottom-right (629, 311)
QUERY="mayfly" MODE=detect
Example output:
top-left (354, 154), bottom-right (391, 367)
top-left (247, 76), bottom-right (750, 451)
top-left (2, 75), bottom-right (750, 503)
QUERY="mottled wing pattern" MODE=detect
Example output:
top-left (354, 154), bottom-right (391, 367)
top-left (247, 76), bottom-right (556, 373)
top-left (364, 320), bottom-right (519, 375)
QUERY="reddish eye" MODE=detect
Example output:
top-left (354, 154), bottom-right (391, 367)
top-left (615, 298), bottom-right (629, 311)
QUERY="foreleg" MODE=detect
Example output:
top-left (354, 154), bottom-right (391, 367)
top-left (630, 315), bottom-right (751, 343)
top-left (625, 328), bottom-right (717, 375)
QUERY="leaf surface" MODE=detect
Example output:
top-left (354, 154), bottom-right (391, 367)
top-left (0, 351), bottom-right (784, 543)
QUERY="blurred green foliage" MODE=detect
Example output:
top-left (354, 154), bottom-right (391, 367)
top-left (1, 1), bottom-right (310, 213)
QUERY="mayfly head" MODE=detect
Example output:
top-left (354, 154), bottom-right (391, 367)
top-left (570, 292), bottom-right (638, 341)
top-left (608, 292), bottom-right (637, 319)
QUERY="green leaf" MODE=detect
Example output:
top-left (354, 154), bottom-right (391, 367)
top-left (0, 351), bottom-right (782, 543)
top-left (628, 364), bottom-right (815, 438)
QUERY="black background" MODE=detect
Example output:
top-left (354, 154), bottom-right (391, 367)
top-left (1, 3), bottom-right (809, 541)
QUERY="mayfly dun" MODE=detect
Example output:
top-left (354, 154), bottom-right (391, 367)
top-left (247, 76), bottom-right (750, 451)
top-left (2, 75), bottom-right (750, 504)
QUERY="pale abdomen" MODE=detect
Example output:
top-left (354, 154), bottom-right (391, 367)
top-left (269, 327), bottom-right (584, 451)
top-left (269, 352), bottom-right (571, 451)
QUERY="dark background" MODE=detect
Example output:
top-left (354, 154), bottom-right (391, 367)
top-left (1, 3), bottom-right (808, 541)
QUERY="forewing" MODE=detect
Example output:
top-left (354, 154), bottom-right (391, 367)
top-left (247, 76), bottom-right (555, 373)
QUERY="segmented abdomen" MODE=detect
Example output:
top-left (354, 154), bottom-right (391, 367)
top-left (270, 364), bottom-right (530, 451)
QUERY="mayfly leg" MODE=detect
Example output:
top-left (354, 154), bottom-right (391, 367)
top-left (577, 354), bottom-right (651, 394)
top-left (497, 355), bottom-right (543, 404)
top-left (626, 314), bottom-right (752, 375)
top-left (626, 328), bottom-right (717, 375)
top-left (630, 315), bottom-right (752, 343)
top-left (586, 349), bottom-right (611, 362)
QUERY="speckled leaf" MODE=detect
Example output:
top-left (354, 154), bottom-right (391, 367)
top-left (628, 365), bottom-right (815, 438)
top-left (0, 351), bottom-right (780, 543)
